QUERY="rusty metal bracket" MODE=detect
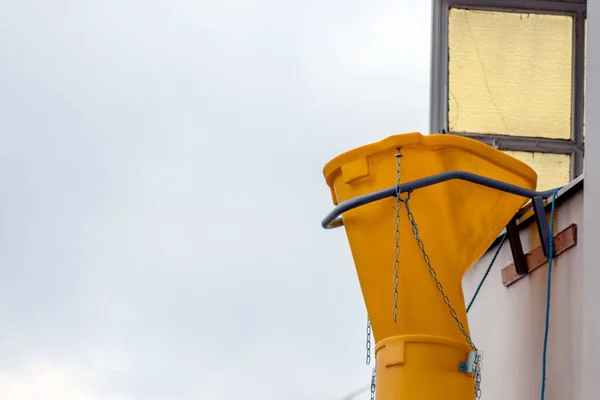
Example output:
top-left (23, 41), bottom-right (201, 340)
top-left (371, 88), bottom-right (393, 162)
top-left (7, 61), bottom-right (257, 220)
top-left (505, 217), bottom-right (528, 276)
top-left (501, 224), bottom-right (577, 287)
top-left (504, 195), bottom-right (559, 279)
top-left (506, 196), bottom-right (556, 275)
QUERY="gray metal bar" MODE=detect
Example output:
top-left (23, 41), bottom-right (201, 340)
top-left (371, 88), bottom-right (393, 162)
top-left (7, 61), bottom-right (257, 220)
top-left (447, 0), bottom-right (585, 13)
top-left (532, 196), bottom-right (552, 258)
top-left (449, 133), bottom-right (582, 154)
top-left (429, 0), bottom-right (450, 134)
top-left (321, 171), bottom-right (559, 230)
top-left (572, 10), bottom-right (586, 178)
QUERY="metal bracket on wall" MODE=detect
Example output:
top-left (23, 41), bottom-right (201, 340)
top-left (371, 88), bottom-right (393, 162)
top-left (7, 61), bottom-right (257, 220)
top-left (532, 196), bottom-right (552, 259)
top-left (506, 218), bottom-right (528, 276)
top-left (501, 224), bottom-right (577, 287)
top-left (505, 196), bottom-right (554, 277)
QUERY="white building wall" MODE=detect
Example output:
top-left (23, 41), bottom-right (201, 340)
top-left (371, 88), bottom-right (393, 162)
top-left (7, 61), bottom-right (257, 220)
top-left (463, 188), bottom-right (583, 400)
top-left (582, 1), bottom-right (600, 399)
top-left (463, 2), bottom-right (600, 398)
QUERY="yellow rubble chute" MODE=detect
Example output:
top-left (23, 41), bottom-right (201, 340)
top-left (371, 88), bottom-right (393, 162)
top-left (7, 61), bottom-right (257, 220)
top-left (321, 133), bottom-right (538, 400)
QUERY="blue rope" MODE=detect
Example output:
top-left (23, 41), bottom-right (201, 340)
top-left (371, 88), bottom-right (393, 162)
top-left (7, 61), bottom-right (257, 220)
top-left (540, 189), bottom-right (559, 400)
top-left (466, 233), bottom-right (507, 313)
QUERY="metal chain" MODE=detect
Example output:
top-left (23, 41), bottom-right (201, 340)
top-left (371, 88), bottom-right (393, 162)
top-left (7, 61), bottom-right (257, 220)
top-left (367, 317), bottom-right (375, 398)
top-left (401, 196), bottom-right (482, 399)
top-left (393, 149), bottom-right (402, 323)
top-left (474, 353), bottom-right (483, 399)
top-left (370, 367), bottom-right (376, 400)
top-left (366, 316), bottom-right (371, 365)
top-left (401, 197), bottom-right (475, 347)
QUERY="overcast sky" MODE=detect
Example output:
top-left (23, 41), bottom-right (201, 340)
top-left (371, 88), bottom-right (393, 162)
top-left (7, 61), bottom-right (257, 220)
top-left (0, 1), bottom-right (431, 399)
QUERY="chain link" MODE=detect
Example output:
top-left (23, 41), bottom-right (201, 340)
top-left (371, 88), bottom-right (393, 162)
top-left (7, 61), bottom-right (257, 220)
top-left (393, 149), bottom-right (402, 323)
top-left (401, 196), bottom-right (482, 399)
top-left (366, 316), bottom-right (372, 365)
top-left (370, 367), bottom-right (376, 400)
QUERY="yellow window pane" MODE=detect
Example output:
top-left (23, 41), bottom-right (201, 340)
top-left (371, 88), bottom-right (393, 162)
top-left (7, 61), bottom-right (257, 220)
top-left (448, 9), bottom-right (573, 139)
top-left (504, 151), bottom-right (571, 191)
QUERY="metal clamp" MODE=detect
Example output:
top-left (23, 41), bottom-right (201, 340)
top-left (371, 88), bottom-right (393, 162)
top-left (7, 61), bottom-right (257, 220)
top-left (321, 170), bottom-right (562, 273)
top-left (459, 350), bottom-right (484, 373)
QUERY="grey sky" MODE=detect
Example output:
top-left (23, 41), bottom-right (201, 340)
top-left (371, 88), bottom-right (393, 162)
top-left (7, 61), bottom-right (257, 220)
top-left (0, 1), bottom-right (431, 399)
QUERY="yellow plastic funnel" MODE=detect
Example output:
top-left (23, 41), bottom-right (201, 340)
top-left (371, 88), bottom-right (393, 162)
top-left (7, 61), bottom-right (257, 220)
top-left (322, 133), bottom-right (537, 400)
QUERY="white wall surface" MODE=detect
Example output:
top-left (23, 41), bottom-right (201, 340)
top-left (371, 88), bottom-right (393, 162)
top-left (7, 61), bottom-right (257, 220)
top-left (464, 1), bottom-right (599, 397)
top-left (582, 1), bottom-right (599, 399)
top-left (463, 188), bottom-right (583, 400)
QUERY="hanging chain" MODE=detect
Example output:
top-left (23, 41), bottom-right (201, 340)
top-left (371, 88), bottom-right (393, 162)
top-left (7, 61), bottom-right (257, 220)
top-left (393, 149), bottom-right (402, 323)
top-left (367, 317), bottom-right (375, 398)
top-left (474, 353), bottom-right (482, 399)
top-left (401, 195), bottom-right (482, 399)
top-left (370, 367), bottom-right (376, 400)
top-left (402, 197), bottom-right (476, 349)
top-left (366, 316), bottom-right (372, 365)
top-left (391, 150), bottom-right (481, 399)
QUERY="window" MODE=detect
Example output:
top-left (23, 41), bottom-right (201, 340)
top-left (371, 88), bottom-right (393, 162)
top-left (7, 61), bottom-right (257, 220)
top-left (448, 10), bottom-right (573, 139)
top-left (430, 0), bottom-right (586, 191)
top-left (503, 151), bottom-right (571, 191)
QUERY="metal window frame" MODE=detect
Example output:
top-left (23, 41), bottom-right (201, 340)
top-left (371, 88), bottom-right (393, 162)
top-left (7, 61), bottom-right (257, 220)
top-left (429, 0), bottom-right (587, 179)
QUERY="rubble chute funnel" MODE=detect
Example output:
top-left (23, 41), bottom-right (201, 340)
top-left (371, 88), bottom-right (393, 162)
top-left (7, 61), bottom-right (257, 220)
top-left (322, 133), bottom-right (537, 400)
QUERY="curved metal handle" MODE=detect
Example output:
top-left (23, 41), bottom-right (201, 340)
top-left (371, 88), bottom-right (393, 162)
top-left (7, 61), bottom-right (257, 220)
top-left (321, 171), bottom-right (559, 230)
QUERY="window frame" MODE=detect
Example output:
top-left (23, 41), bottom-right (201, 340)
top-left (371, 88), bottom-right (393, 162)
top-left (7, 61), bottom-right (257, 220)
top-left (429, 0), bottom-right (587, 179)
